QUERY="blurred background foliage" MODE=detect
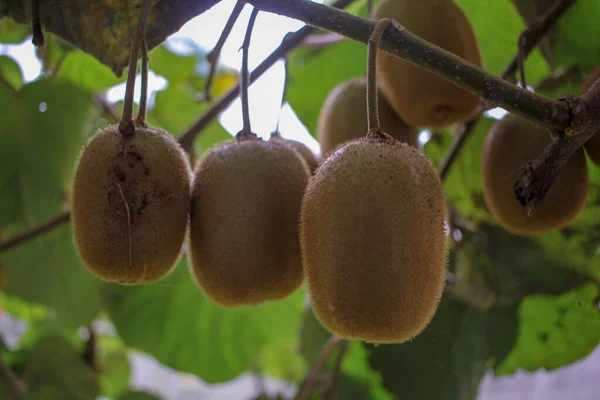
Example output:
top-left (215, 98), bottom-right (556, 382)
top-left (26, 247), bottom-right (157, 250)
top-left (0, 0), bottom-right (599, 399)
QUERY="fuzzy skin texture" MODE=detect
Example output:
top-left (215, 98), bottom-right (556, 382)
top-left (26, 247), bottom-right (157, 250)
top-left (72, 124), bottom-right (191, 284)
top-left (188, 138), bottom-right (310, 308)
top-left (317, 77), bottom-right (419, 156)
top-left (483, 114), bottom-right (589, 235)
top-left (373, 0), bottom-right (482, 128)
top-left (581, 68), bottom-right (600, 167)
top-left (269, 134), bottom-right (320, 173)
top-left (301, 138), bottom-right (447, 343)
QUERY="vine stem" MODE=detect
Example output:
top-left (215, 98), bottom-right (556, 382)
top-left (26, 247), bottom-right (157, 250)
top-left (135, 38), bottom-right (149, 126)
top-left (295, 336), bottom-right (346, 400)
top-left (30, 0), bottom-right (44, 46)
top-left (243, 0), bottom-right (570, 131)
top-left (323, 340), bottom-right (349, 400)
top-left (0, 353), bottom-right (27, 400)
top-left (201, 1), bottom-right (246, 102)
top-left (366, 19), bottom-right (391, 132)
top-left (239, 7), bottom-right (260, 136)
top-left (118, 0), bottom-right (152, 137)
top-left (0, 0), bottom-right (359, 254)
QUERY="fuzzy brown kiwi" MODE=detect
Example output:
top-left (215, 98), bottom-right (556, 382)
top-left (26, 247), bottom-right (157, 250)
top-left (300, 136), bottom-right (447, 343)
top-left (71, 124), bottom-right (191, 284)
top-left (188, 135), bottom-right (310, 308)
top-left (372, 0), bottom-right (482, 128)
top-left (317, 77), bottom-right (419, 156)
top-left (269, 133), bottom-right (320, 173)
top-left (482, 114), bottom-right (589, 235)
top-left (580, 68), bottom-right (600, 167)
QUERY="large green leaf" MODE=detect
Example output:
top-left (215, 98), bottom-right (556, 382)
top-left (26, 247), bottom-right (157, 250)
top-left (287, 39), bottom-right (367, 136)
top-left (103, 258), bottom-right (305, 383)
top-left (0, 78), bottom-right (103, 328)
top-left (0, 18), bottom-right (29, 44)
top-left (456, 0), bottom-right (549, 82)
top-left (368, 297), bottom-right (518, 400)
top-left (498, 283), bottom-right (600, 374)
top-left (55, 50), bottom-right (123, 92)
top-left (0, 55), bottom-right (23, 90)
top-left (552, 0), bottom-right (600, 69)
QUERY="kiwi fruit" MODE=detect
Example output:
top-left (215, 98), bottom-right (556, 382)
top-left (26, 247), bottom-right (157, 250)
top-left (72, 124), bottom-right (191, 283)
top-left (188, 134), bottom-right (310, 308)
top-left (317, 77), bottom-right (419, 156)
top-left (372, 0), bottom-right (483, 128)
top-left (301, 136), bottom-right (447, 343)
top-left (482, 114), bottom-right (589, 235)
top-left (269, 133), bottom-right (320, 173)
top-left (580, 68), bottom-right (600, 167)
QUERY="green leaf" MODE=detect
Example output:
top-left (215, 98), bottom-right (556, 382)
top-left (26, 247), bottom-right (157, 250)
top-left (368, 297), bottom-right (517, 400)
top-left (103, 258), bottom-right (305, 383)
top-left (0, 55), bottom-right (23, 90)
top-left (25, 334), bottom-right (101, 400)
top-left (299, 306), bottom-right (331, 367)
top-left (455, 0), bottom-right (549, 82)
top-left (0, 78), bottom-right (103, 328)
top-left (99, 334), bottom-right (131, 399)
top-left (151, 85), bottom-right (231, 152)
top-left (287, 39), bottom-right (367, 136)
top-left (498, 283), bottom-right (600, 374)
top-left (118, 391), bottom-right (161, 400)
top-left (0, 18), bottom-right (29, 44)
top-left (553, 1), bottom-right (600, 68)
top-left (55, 50), bottom-right (123, 92)
top-left (150, 44), bottom-right (199, 84)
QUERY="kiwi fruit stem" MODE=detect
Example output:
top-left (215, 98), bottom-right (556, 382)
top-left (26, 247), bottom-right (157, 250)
top-left (239, 8), bottom-right (259, 136)
top-left (367, 18), bottom-right (393, 133)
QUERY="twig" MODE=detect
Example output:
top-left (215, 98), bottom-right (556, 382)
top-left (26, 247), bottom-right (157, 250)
top-left (238, 7), bottom-right (259, 136)
top-left (0, 353), bottom-right (27, 400)
top-left (200, 1), bottom-right (245, 102)
top-left (437, 0), bottom-right (577, 183)
top-left (367, 0), bottom-right (373, 16)
top-left (82, 325), bottom-right (98, 372)
top-left (366, 19), bottom-right (391, 132)
top-left (299, 32), bottom-right (345, 49)
top-left (118, 0), bottom-right (151, 137)
top-left (178, 0), bottom-right (358, 150)
top-left (517, 33), bottom-right (528, 89)
top-left (500, 0), bottom-right (578, 82)
top-left (30, 0), bottom-right (44, 47)
top-left (0, 211), bottom-right (71, 253)
top-left (323, 340), bottom-right (349, 400)
top-left (295, 336), bottom-right (346, 400)
top-left (135, 38), bottom-right (149, 126)
top-left (0, 0), bottom-right (361, 253)
top-left (243, 0), bottom-right (570, 131)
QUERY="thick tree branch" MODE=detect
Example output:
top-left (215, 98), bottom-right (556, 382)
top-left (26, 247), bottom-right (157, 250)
top-left (243, 0), bottom-right (571, 131)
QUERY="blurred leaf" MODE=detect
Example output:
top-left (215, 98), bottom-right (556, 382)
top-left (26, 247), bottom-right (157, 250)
top-left (0, 55), bottom-right (23, 90)
top-left (0, 18), bottom-right (29, 43)
top-left (0, 79), bottom-right (103, 328)
top-left (150, 44), bottom-right (198, 84)
top-left (498, 283), bottom-right (600, 374)
top-left (456, 0), bottom-right (549, 82)
top-left (99, 334), bottom-right (131, 399)
top-left (369, 297), bottom-right (518, 400)
top-left (151, 85), bottom-right (231, 152)
top-left (3, 0), bottom-right (220, 75)
top-left (299, 305), bottom-right (331, 367)
top-left (25, 334), bottom-right (101, 400)
top-left (287, 39), bottom-right (366, 136)
top-left (118, 391), bottom-right (161, 400)
top-left (553, 1), bottom-right (600, 69)
top-left (103, 258), bottom-right (305, 383)
top-left (55, 50), bottom-right (123, 92)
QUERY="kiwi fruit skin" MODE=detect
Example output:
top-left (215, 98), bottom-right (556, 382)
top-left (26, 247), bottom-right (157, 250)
top-left (372, 0), bottom-right (482, 128)
top-left (580, 68), bottom-right (600, 167)
top-left (317, 77), bottom-right (419, 157)
top-left (188, 138), bottom-right (310, 308)
top-left (72, 124), bottom-right (191, 284)
top-left (301, 138), bottom-right (447, 343)
top-left (482, 114), bottom-right (589, 235)
top-left (269, 134), bottom-right (320, 173)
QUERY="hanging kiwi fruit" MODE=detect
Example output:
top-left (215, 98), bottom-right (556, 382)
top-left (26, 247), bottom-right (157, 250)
top-left (301, 19), bottom-right (448, 344)
top-left (482, 114), bottom-right (589, 235)
top-left (372, 0), bottom-right (483, 128)
top-left (317, 77), bottom-right (420, 156)
top-left (71, 7), bottom-right (191, 284)
top-left (187, 9), bottom-right (310, 308)
top-left (269, 132), bottom-right (320, 173)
